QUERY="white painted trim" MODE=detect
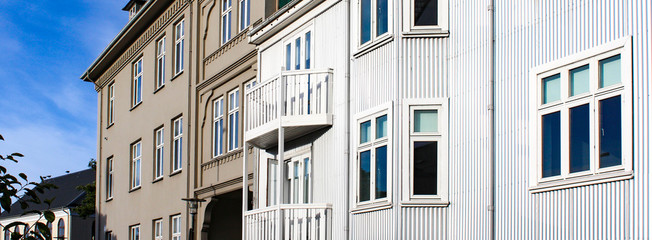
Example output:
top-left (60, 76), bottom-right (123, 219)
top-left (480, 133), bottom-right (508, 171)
top-left (402, 0), bottom-right (449, 34)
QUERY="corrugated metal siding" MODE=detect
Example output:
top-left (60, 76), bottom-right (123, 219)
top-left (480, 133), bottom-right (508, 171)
top-left (352, 43), bottom-right (397, 113)
top-left (400, 38), bottom-right (449, 99)
top-left (399, 207), bottom-right (448, 239)
top-left (494, 0), bottom-right (649, 239)
top-left (351, 208), bottom-right (394, 240)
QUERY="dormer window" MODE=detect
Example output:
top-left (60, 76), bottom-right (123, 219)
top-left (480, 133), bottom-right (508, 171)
top-left (123, 0), bottom-right (147, 21)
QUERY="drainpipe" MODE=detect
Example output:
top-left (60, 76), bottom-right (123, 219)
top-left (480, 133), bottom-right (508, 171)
top-left (344, 0), bottom-right (351, 238)
top-left (487, 0), bottom-right (496, 239)
top-left (186, 2), bottom-right (195, 239)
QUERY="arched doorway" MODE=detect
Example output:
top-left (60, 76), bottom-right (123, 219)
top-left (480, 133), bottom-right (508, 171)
top-left (201, 189), bottom-right (251, 240)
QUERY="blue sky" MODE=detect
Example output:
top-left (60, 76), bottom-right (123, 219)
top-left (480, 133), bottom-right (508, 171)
top-left (0, 1), bottom-right (126, 180)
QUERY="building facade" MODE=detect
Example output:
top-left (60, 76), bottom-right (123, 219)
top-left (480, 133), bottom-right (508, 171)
top-left (83, 0), bottom-right (651, 239)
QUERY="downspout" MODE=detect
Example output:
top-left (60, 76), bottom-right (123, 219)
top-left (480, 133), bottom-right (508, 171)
top-left (344, 0), bottom-right (351, 237)
top-left (487, 0), bottom-right (496, 239)
top-left (186, 2), bottom-right (194, 239)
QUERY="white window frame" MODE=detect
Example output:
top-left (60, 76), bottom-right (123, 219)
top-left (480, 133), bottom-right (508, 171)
top-left (153, 219), bottom-right (162, 240)
top-left (106, 156), bottom-right (113, 200)
top-left (221, 0), bottom-right (232, 44)
top-left (402, 0), bottom-right (448, 35)
top-left (132, 58), bottom-right (143, 106)
top-left (172, 117), bottom-right (183, 172)
top-left (156, 37), bottom-right (166, 89)
top-left (108, 82), bottom-right (115, 126)
top-left (528, 36), bottom-right (633, 192)
top-left (283, 26), bottom-right (314, 71)
top-left (174, 20), bottom-right (184, 75)
top-left (285, 152), bottom-right (312, 204)
top-left (131, 141), bottom-right (142, 189)
top-left (401, 99), bottom-right (448, 206)
top-left (245, 78), bottom-right (257, 90)
top-left (238, 0), bottom-right (250, 32)
top-left (353, 102), bottom-right (392, 211)
top-left (155, 127), bottom-right (164, 180)
top-left (213, 97), bottom-right (225, 157)
top-left (171, 215), bottom-right (181, 240)
top-left (130, 225), bottom-right (140, 240)
top-left (358, 0), bottom-right (392, 49)
top-left (228, 89), bottom-right (240, 151)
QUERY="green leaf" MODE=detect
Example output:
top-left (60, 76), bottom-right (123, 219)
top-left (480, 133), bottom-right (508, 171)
top-left (1, 197), bottom-right (11, 212)
top-left (36, 222), bottom-right (50, 239)
top-left (11, 153), bottom-right (23, 157)
top-left (43, 210), bottom-right (55, 223)
top-left (0, 134), bottom-right (4, 140)
top-left (18, 173), bottom-right (27, 181)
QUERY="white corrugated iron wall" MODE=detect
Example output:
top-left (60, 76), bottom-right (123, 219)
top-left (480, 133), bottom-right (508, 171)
top-left (494, 0), bottom-right (650, 239)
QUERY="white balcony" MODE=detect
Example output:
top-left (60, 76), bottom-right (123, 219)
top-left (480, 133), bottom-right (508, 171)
top-left (244, 204), bottom-right (332, 240)
top-left (245, 69), bottom-right (333, 149)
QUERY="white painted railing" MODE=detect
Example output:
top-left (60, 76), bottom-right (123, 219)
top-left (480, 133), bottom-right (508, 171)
top-left (245, 69), bottom-right (333, 131)
top-left (244, 204), bottom-right (332, 240)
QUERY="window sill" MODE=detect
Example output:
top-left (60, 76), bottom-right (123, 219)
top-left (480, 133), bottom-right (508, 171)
top-left (400, 201), bottom-right (449, 208)
top-left (353, 34), bottom-right (394, 59)
top-left (153, 85), bottom-right (165, 94)
top-left (402, 30), bottom-right (450, 38)
top-left (106, 122), bottom-right (114, 129)
top-left (105, 197), bottom-right (113, 203)
top-left (351, 201), bottom-right (392, 214)
top-left (129, 186), bottom-right (141, 193)
top-left (169, 169), bottom-right (182, 177)
top-left (529, 170), bottom-right (633, 193)
top-left (171, 71), bottom-right (184, 81)
top-left (152, 177), bottom-right (163, 183)
top-left (129, 102), bottom-right (143, 112)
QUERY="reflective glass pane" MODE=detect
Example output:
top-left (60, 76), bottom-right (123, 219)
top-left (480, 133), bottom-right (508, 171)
top-left (360, 120), bottom-right (371, 143)
top-left (360, 0), bottom-right (371, 44)
top-left (569, 104), bottom-right (590, 173)
top-left (295, 37), bottom-right (301, 70)
top-left (359, 150), bottom-right (371, 202)
top-left (414, 110), bottom-right (438, 132)
top-left (305, 32), bottom-right (311, 69)
top-left (375, 146), bottom-right (387, 199)
top-left (414, 0), bottom-right (438, 26)
top-left (600, 55), bottom-right (621, 88)
top-left (599, 95), bottom-right (622, 168)
top-left (413, 141), bottom-right (437, 195)
top-left (543, 74), bottom-right (560, 104)
top-left (278, 0), bottom-right (291, 9)
top-left (376, 115), bottom-right (387, 139)
top-left (376, 0), bottom-right (388, 36)
top-left (570, 65), bottom-right (590, 96)
top-left (542, 111), bottom-right (561, 177)
top-left (285, 44), bottom-right (291, 70)
top-left (303, 157), bottom-right (310, 203)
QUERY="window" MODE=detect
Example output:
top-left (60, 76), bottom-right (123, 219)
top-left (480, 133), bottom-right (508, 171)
top-left (402, 99), bottom-right (448, 205)
top-left (228, 89), bottom-right (239, 151)
top-left (172, 117), bottom-right (183, 172)
top-left (213, 97), bottom-right (224, 157)
top-left (238, 0), bottom-right (250, 32)
top-left (131, 141), bottom-right (142, 189)
top-left (130, 225), bottom-right (140, 240)
top-left (174, 20), bottom-right (184, 75)
top-left (57, 219), bottom-right (65, 239)
top-left (108, 83), bottom-right (115, 126)
top-left (286, 153), bottom-right (311, 204)
top-left (155, 127), bottom-right (164, 179)
top-left (106, 156), bottom-right (114, 199)
top-left (23, 224), bottom-right (28, 237)
top-left (284, 29), bottom-right (313, 71)
top-left (153, 219), bottom-right (162, 240)
top-left (359, 0), bottom-right (388, 46)
top-left (171, 215), bottom-right (181, 240)
top-left (403, 0), bottom-right (448, 34)
top-left (530, 37), bottom-right (633, 191)
top-left (156, 37), bottom-right (166, 89)
top-left (278, 0), bottom-right (291, 9)
top-left (356, 105), bottom-right (390, 205)
top-left (245, 79), bottom-right (257, 90)
top-left (132, 58), bottom-right (143, 106)
top-left (105, 231), bottom-right (113, 240)
top-left (46, 222), bottom-right (52, 240)
top-left (4, 229), bottom-right (9, 240)
top-left (221, 0), bottom-right (232, 44)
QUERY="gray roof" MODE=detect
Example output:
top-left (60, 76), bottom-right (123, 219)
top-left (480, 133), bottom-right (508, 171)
top-left (0, 169), bottom-right (95, 219)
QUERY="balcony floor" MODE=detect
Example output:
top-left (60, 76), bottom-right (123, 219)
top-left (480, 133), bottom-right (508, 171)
top-left (245, 114), bottom-right (332, 149)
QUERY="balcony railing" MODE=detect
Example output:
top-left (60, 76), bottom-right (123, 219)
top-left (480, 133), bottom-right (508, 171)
top-left (244, 204), bottom-right (332, 240)
top-left (244, 69), bottom-right (333, 147)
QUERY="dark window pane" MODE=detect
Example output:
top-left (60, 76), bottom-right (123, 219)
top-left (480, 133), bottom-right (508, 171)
top-left (278, 0), bottom-right (291, 9)
top-left (285, 44), bottom-right (291, 70)
top-left (359, 150), bottom-right (371, 202)
top-left (360, 0), bottom-right (372, 44)
top-left (414, 0), bottom-right (438, 26)
top-left (376, 0), bottom-right (388, 36)
top-left (570, 104), bottom-right (590, 173)
top-left (375, 146), bottom-right (387, 199)
top-left (600, 96), bottom-right (622, 168)
top-left (305, 32), bottom-right (311, 69)
top-left (413, 141), bottom-right (437, 195)
top-left (542, 111), bottom-right (561, 177)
